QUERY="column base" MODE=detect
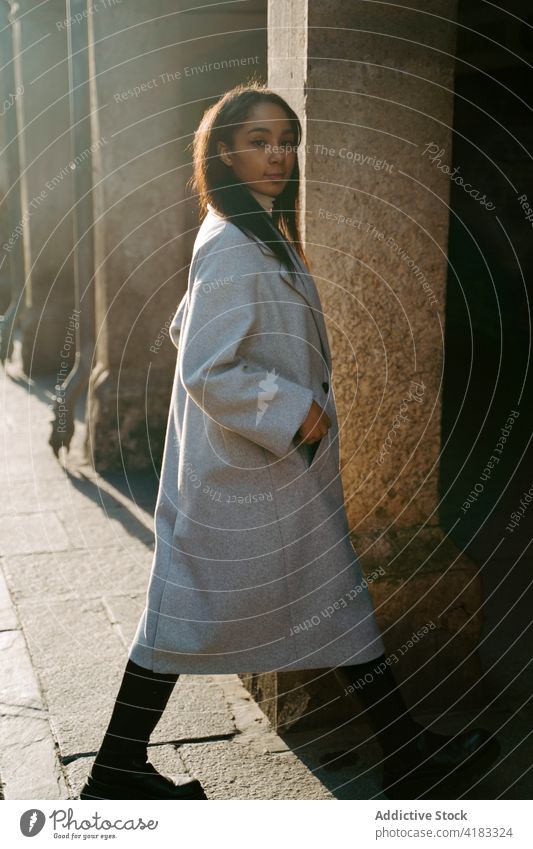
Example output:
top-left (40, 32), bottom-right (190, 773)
top-left (86, 362), bottom-right (172, 473)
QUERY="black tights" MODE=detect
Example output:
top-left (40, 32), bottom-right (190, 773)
top-left (93, 651), bottom-right (421, 779)
top-left (92, 658), bottom-right (179, 779)
top-left (333, 653), bottom-right (422, 758)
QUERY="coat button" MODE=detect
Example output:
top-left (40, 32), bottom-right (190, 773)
top-left (322, 381), bottom-right (329, 393)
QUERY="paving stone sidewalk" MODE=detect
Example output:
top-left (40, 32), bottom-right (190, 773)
top-left (1, 345), bottom-right (531, 801)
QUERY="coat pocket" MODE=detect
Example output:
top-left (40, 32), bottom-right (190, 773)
top-left (296, 427), bottom-right (330, 470)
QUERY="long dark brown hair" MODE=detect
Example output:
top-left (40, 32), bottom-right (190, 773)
top-left (188, 82), bottom-right (307, 273)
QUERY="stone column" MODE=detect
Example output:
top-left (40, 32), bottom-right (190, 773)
top-left (0, 0), bottom-right (25, 352)
top-left (255, 0), bottom-right (484, 730)
top-left (7, 0), bottom-right (76, 377)
top-left (85, 0), bottom-right (267, 471)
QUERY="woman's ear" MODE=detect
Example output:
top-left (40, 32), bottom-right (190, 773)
top-left (217, 140), bottom-right (232, 167)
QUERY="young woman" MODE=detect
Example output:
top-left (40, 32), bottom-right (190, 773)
top-left (79, 84), bottom-right (500, 801)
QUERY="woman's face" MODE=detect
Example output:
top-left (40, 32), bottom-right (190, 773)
top-left (217, 101), bottom-right (298, 198)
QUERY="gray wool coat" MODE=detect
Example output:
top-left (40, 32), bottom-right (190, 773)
top-left (128, 204), bottom-right (386, 673)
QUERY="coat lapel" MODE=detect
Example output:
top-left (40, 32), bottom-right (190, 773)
top-left (255, 239), bottom-right (333, 374)
top-left (204, 206), bottom-right (332, 374)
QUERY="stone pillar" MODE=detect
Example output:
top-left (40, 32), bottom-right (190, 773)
top-left (0, 1), bottom-right (24, 344)
top-left (254, 0), bottom-right (484, 730)
top-left (86, 0), bottom-right (267, 472)
top-left (8, 0), bottom-right (76, 377)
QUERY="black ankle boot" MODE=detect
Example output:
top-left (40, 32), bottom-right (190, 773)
top-left (382, 725), bottom-right (501, 799)
top-left (334, 656), bottom-right (501, 798)
top-left (79, 750), bottom-right (207, 800)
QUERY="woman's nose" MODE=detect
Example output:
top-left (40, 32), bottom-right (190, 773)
top-left (268, 145), bottom-right (283, 162)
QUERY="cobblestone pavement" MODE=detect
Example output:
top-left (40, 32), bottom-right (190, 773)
top-left (1, 344), bottom-right (531, 800)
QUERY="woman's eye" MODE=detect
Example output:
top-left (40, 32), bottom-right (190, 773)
top-left (249, 139), bottom-right (297, 152)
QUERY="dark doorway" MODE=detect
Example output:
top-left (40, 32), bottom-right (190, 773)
top-left (440, 1), bottom-right (533, 706)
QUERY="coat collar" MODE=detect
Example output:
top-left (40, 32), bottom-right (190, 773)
top-left (204, 205), bottom-right (332, 373)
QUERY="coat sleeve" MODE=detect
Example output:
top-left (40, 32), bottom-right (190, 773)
top-left (178, 238), bottom-right (314, 458)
